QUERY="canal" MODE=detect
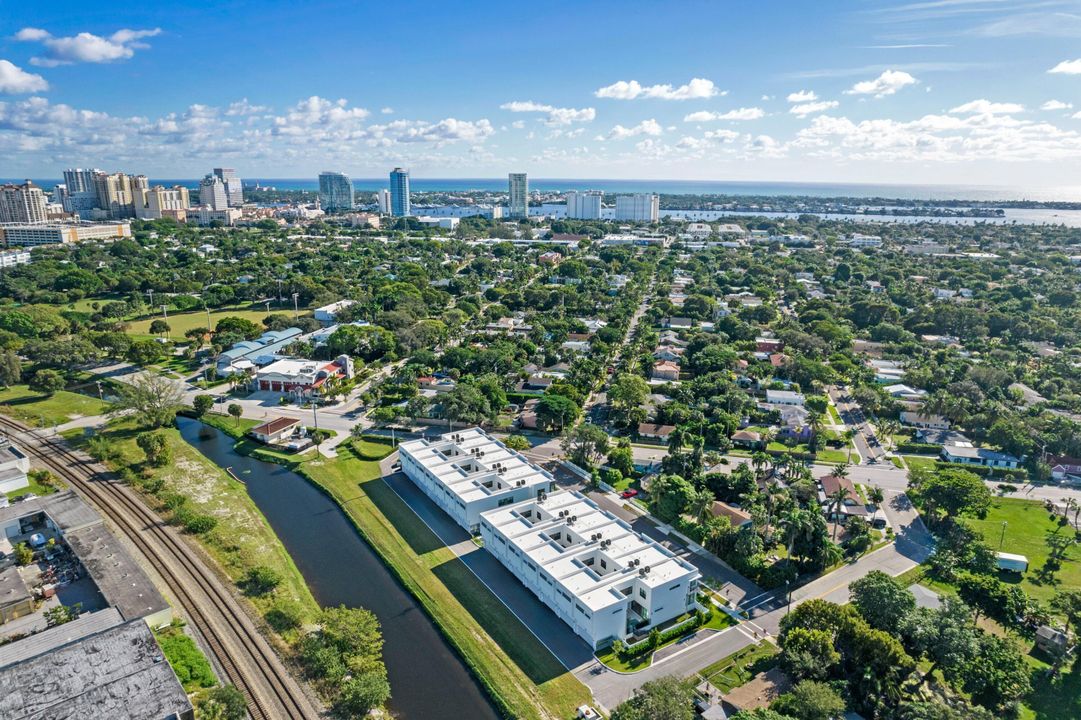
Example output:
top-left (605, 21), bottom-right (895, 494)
top-left (176, 417), bottom-right (501, 720)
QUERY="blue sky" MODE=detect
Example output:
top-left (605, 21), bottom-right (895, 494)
top-left (3, 0), bottom-right (1081, 186)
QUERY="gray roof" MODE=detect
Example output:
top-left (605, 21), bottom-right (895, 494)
top-left (0, 566), bottom-right (31, 608)
top-left (0, 491), bottom-right (101, 533)
top-left (942, 445), bottom-right (1020, 463)
top-left (0, 620), bottom-right (192, 720)
top-left (64, 524), bottom-right (168, 622)
top-left (0, 607), bottom-right (123, 668)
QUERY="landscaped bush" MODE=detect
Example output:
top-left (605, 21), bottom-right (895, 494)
top-left (156, 625), bottom-right (217, 691)
top-left (183, 513), bottom-right (218, 534)
top-left (897, 442), bottom-right (942, 455)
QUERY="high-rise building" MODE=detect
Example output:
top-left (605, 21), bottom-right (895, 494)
top-left (62, 168), bottom-right (99, 194)
top-left (199, 174), bottom-right (229, 211)
top-left (565, 190), bottom-right (603, 220)
top-left (318, 171), bottom-right (355, 212)
top-left (212, 168), bottom-right (244, 206)
top-left (375, 189), bottom-right (391, 214)
top-left (508, 173), bottom-right (528, 219)
top-left (0, 181), bottom-right (49, 224)
top-left (389, 167), bottom-right (410, 217)
top-left (136, 185), bottom-right (191, 220)
top-left (92, 172), bottom-right (137, 219)
top-left (614, 193), bottom-right (659, 222)
top-left (51, 183), bottom-right (69, 208)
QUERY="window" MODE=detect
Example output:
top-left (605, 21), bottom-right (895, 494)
top-left (639, 588), bottom-right (646, 599)
top-left (669, 583), bottom-right (680, 591)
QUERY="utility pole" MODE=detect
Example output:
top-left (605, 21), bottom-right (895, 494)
top-left (205, 305), bottom-right (212, 332)
top-left (147, 288), bottom-right (154, 308)
top-left (95, 381), bottom-right (103, 403)
top-left (161, 305), bottom-right (170, 338)
top-left (277, 278), bottom-right (283, 304)
top-left (292, 293), bottom-right (299, 320)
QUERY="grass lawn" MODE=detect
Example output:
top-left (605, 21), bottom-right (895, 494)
top-left (890, 456), bottom-right (905, 469)
top-left (697, 641), bottom-right (779, 693)
top-left (66, 418), bottom-right (321, 639)
top-left (827, 405), bottom-right (843, 425)
top-left (596, 608), bottom-right (737, 672)
top-left (964, 498), bottom-right (1081, 604)
top-left (126, 307), bottom-right (273, 337)
top-left (5, 472), bottom-right (65, 502)
top-left (286, 441), bottom-right (591, 720)
top-left (903, 455), bottom-right (938, 472)
top-left (0, 385), bottom-right (108, 427)
top-left (814, 447), bottom-right (855, 463)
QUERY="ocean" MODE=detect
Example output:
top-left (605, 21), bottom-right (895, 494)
top-left (9, 177), bottom-right (1081, 202)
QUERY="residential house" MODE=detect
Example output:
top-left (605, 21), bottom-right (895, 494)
top-left (710, 501), bottom-right (753, 528)
top-left (249, 417), bottom-right (302, 445)
top-left (819, 474), bottom-right (867, 522)
top-left (651, 360), bottom-right (681, 382)
top-left (538, 251), bottom-right (562, 265)
top-left (638, 423), bottom-right (676, 441)
top-left (765, 390), bottom-right (805, 406)
top-left (941, 445), bottom-right (1021, 469)
top-left (884, 384), bottom-right (927, 401)
top-left (1049, 456), bottom-right (1081, 482)
top-left (653, 346), bottom-right (685, 362)
top-left (730, 430), bottom-right (764, 449)
top-left (899, 411), bottom-right (950, 429)
top-left (755, 337), bottom-right (784, 353)
top-left (661, 317), bottom-right (695, 330)
top-left (313, 299), bottom-right (357, 325)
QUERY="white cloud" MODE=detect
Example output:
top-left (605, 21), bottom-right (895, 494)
top-left (787, 90), bottom-right (818, 102)
top-left (684, 107), bottom-right (764, 122)
top-left (950, 99), bottom-right (1024, 114)
top-left (1042, 100), bottom-right (1073, 111)
top-left (595, 77), bottom-right (722, 100)
top-left (844, 70), bottom-right (918, 97)
top-left (225, 98), bottom-right (268, 116)
top-left (499, 100), bottom-right (595, 126)
top-left (16, 27), bottom-right (161, 66)
top-left (511, 120), bottom-right (525, 129)
top-left (704, 129), bottom-right (741, 141)
top-left (601, 119), bottom-right (663, 140)
top-left (792, 110), bottom-right (1081, 164)
top-left (1049, 59), bottom-right (1081, 74)
top-left (0, 60), bottom-right (48, 94)
top-left (381, 107), bottom-right (394, 114)
top-left (790, 100), bottom-right (839, 117)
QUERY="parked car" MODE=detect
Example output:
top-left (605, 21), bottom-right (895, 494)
top-left (620, 489), bottom-right (638, 499)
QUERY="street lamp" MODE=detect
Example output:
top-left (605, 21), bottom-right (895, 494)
top-left (292, 292), bottom-right (299, 320)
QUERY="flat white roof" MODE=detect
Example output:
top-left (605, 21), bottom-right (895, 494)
top-left (481, 491), bottom-right (699, 613)
top-left (399, 428), bottom-right (554, 505)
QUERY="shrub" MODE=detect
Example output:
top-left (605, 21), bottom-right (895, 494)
top-left (13, 542), bottom-right (33, 566)
top-left (266, 600), bottom-right (304, 632)
top-left (156, 627), bottom-right (217, 690)
top-left (161, 492), bottom-right (188, 510)
top-left (184, 514), bottom-right (218, 534)
top-left (243, 565), bottom-right (282, 595)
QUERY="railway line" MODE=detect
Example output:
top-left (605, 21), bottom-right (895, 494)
top-left (0, 414), bottom-right (320, 720)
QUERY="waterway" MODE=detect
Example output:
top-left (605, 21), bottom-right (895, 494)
top-left (175, 417), bottom-right (501, 720)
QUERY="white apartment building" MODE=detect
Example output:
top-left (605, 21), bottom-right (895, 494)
top-left (847, 233), bottom-right (883, 247)
top-left (399, 428), bottom-right (556, 533)
top-left (508, 173), bottom-right (528, 219)
top-left (480, 490), bottom-right (701, 649)
top-left (213, 168), bottom-right (244, 206)
top-left (136, 185), bottom-right (191, 220)
top-left (614, 193), bottom-right (659, 222)
top-left (0, 249), bottom-right (31, 268)
top-left (0, 182), bottom-right (48, 224)
top-left (565, 190), bottom-right (603, 219)
top-left (199, 174), bottom-right (230, 211)
top-left (191, 207), bottom-right (241, 226)
top-left (0, 222), bottom-right (132, 246)
top-left (376, 188), bottom-right (392, 214)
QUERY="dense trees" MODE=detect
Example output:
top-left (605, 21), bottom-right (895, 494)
top-left (610, 676), bottom-right (695, 720)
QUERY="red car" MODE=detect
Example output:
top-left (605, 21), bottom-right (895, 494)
top-left (621, 489), bottom-right (638, 499)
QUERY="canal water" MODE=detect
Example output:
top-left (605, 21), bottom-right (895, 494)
top-left (176, 417), bottom-right (501, 720)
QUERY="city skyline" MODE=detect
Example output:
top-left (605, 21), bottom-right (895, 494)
top-left (4, 1), bottom-right (1081, 186)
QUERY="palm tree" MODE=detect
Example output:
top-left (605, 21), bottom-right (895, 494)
top-left (751, 451), bottom-right (772, 479)
top-left (807, 410), bottom-right (825, 452)
top-left (762, 482), bottom-right (786, 547)
top-left (832, 462), bottom-right (850, 480)
top-left (773, 453), bottom-right (791, 483)
top-left (783, 508), bottom-right (813, 562)
top-left (667, 425), bottom-right (689, 453)
top-left (868, 486), bottom-right (885, 525)
top-left (878, 418), bottom-right (900, 452)
top-left (688, 489), bottom-right (714, 525)
top-left (827, 486), bottom-right (851, 541)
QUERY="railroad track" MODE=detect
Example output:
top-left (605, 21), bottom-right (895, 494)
top-left (0, 415), bottom-right (319, 720)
